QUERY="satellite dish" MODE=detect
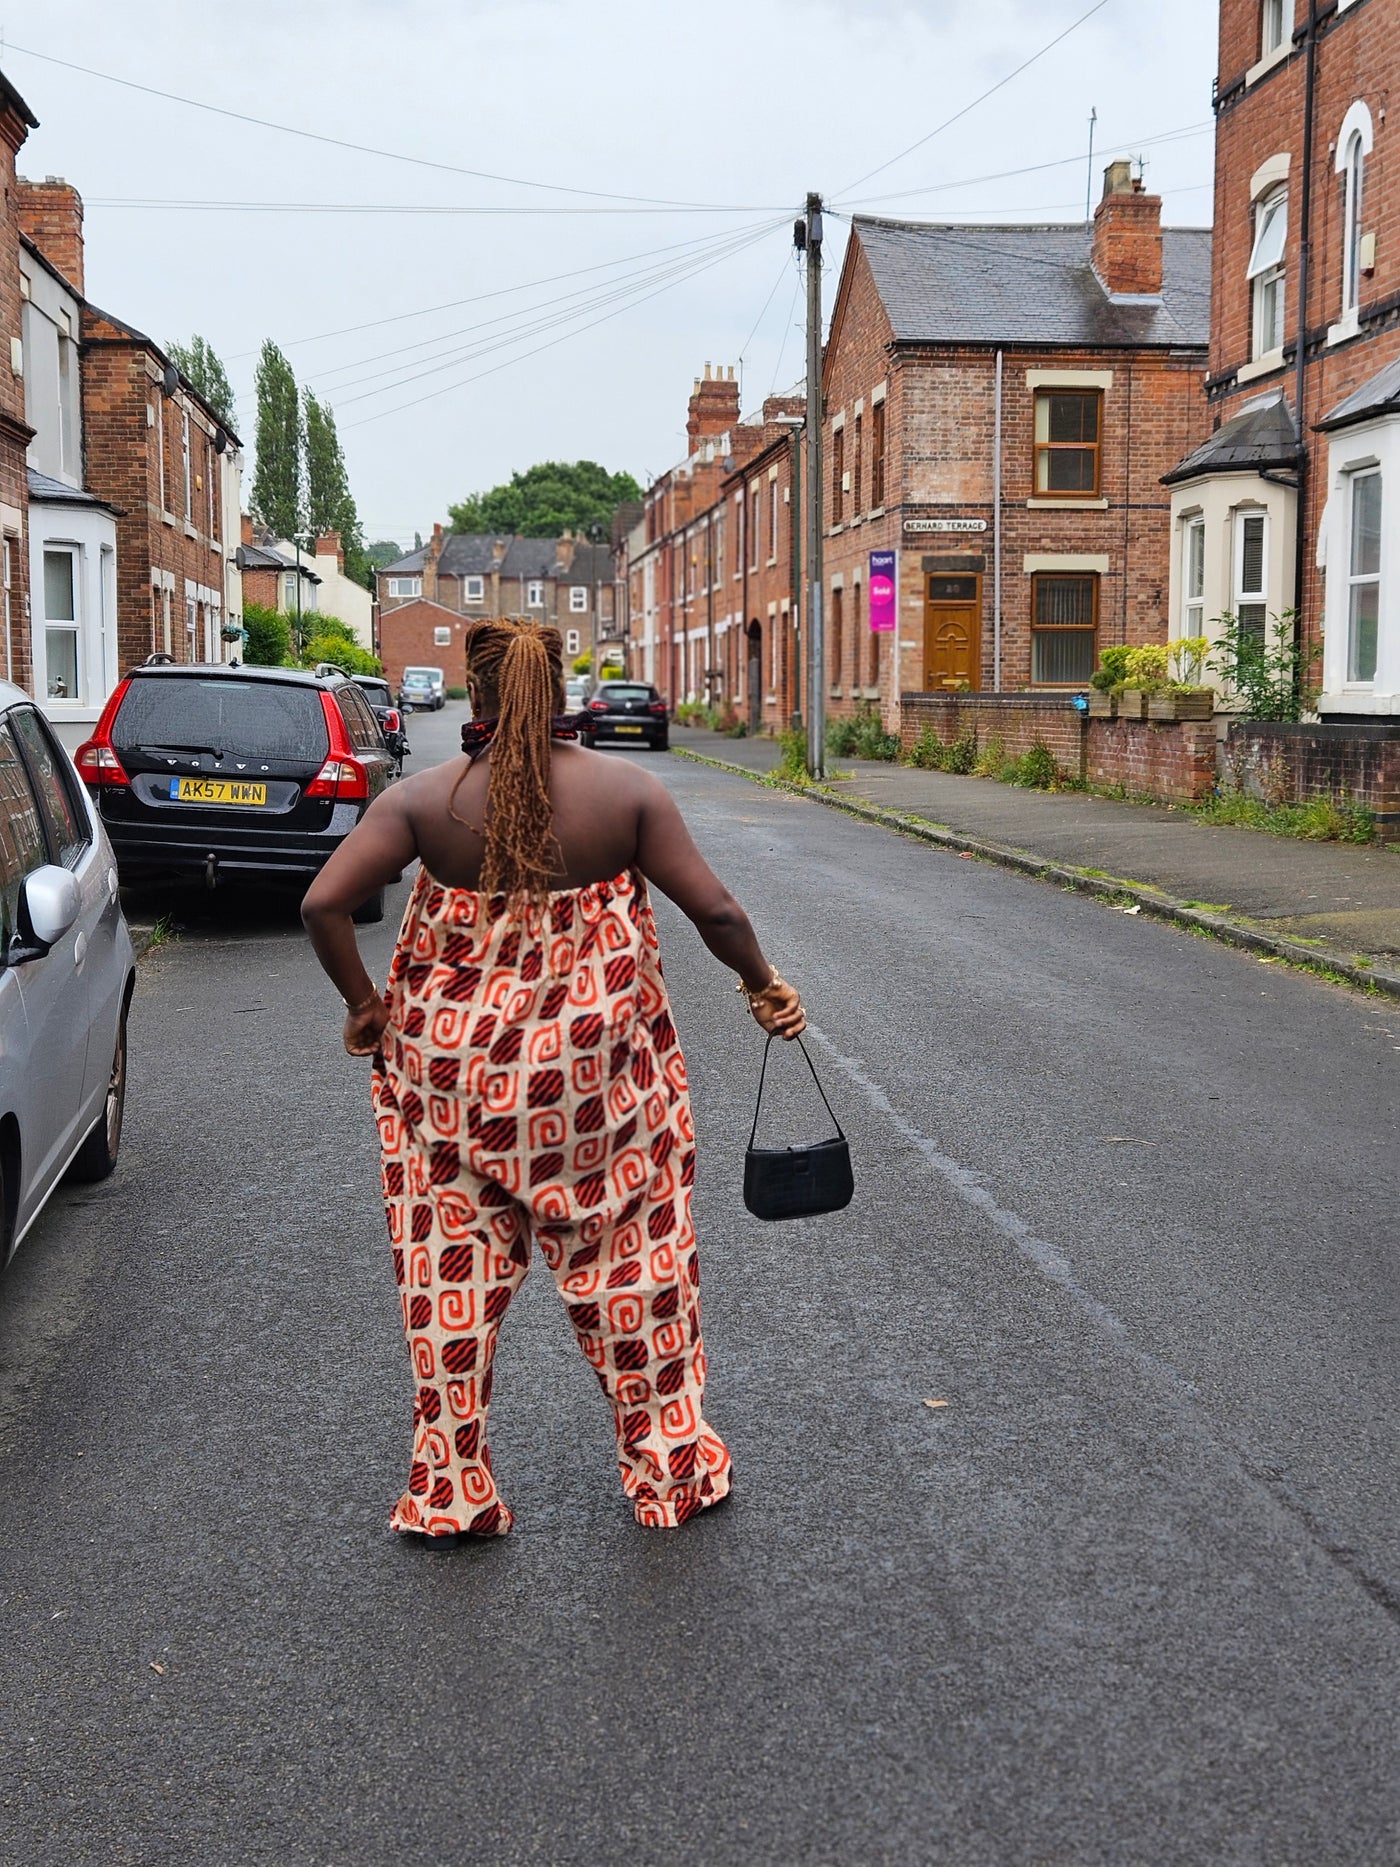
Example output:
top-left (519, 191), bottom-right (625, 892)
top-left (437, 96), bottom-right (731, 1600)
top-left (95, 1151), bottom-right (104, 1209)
top-left (212, 427), bottom-right (228, 455)
top-left (161, 361), bottom-right (179, 396)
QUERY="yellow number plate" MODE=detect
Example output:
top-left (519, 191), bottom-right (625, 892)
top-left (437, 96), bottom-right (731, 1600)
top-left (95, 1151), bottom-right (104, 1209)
top-left (169, 777), bottom-right (268, 806)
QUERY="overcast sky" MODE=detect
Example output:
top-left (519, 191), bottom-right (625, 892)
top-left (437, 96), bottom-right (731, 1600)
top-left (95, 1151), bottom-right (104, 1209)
top-left (4, 0), bottom-right (1217, 549)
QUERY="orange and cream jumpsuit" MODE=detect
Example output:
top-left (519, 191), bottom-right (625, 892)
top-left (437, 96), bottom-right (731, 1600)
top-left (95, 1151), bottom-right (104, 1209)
top-left (371, 866), bottom-right (731, 1533)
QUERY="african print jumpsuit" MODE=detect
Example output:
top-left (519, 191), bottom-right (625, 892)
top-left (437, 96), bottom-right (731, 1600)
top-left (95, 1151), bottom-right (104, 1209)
top-left (371, 865), bottom-right (732, 1533)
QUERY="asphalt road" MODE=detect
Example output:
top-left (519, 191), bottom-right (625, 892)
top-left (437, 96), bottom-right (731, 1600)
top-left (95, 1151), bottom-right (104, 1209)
top-left (2, 701), bottom-right (1398, 1866)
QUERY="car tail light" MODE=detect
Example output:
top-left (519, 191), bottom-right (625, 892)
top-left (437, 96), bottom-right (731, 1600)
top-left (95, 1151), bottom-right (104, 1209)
top-left (74, 679), bottom-right (133, 788)
top-left (588, 699), bottom-right (609, 712)
top-left (383, 708), bottom-right (401, 732)
top-left (648, 702), bottom-right (667, 717)
top-left (304, 692), bottom-right (370, 800)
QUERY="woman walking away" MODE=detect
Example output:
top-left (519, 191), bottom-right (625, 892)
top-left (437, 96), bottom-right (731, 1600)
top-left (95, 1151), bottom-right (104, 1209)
top-left (303, 619), bottom-right (804, 1542)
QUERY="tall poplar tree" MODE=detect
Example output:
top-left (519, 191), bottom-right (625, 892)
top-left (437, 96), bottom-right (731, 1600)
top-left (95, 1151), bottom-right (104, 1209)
top-left (251, 340), bottom-right (301, 540)
top-left (166, 334), bottom-right (235, 427)
top-left (305, 389), bottom-right (372, 586)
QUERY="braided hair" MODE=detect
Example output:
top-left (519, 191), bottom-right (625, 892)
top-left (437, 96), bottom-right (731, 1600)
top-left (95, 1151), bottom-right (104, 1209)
top-left (456, 617), bottom-right (566, 908)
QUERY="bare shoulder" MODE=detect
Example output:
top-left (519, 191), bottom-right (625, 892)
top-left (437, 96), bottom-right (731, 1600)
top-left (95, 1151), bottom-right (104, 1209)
top-left (557, 745), bottom-right (673, 807)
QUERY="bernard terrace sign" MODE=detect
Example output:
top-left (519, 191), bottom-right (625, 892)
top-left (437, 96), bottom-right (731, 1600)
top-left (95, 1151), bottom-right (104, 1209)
top-left (903, 517), bottom-right (988, 534)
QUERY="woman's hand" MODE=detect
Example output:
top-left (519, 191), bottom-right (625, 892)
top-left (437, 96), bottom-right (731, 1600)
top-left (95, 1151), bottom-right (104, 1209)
top-left (344, 995), bottom-right (391, 1057)
top-left (747, 975), bottom-right (806, 1040)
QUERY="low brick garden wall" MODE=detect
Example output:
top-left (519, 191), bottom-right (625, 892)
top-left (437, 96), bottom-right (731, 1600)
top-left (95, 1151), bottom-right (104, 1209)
top-left (898, 692), bottom-right (1217, 802)
top-left (1225, 721), bottom-right (1400, 835)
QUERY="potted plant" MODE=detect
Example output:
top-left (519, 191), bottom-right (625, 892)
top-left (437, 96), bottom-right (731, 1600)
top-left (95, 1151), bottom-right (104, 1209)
top-left (1115, 645), bottom-right (1169, 719)
top-left (1146, 636), bottom-right (1214, 720)
top-left (1087, 645), bottom-right (1132, 717)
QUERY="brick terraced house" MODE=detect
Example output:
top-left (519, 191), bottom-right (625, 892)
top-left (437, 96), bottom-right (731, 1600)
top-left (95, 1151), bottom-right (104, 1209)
top-left (1165, 0), bottom-right (1400, 725)
top-left (822, 174), bottom-right (1212, 727)
top-left (627, 367), bottom-right (805, 731)
top-left (378, 523), bottom-right (616, 667)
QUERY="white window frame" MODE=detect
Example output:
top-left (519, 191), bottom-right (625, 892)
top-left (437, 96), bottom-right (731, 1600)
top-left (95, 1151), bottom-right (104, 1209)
top-left (768, 478), bottom-right (779, 563)
top-left (1261, 0), bottom-right (1286, 58)
top-left (42, 544), bottom-right (81, 703)
top-left (181, 408), bottom-right (192, 521)
top-left (569, 585), bottom-right (588, 613)
top-left (2, 534), bottom-right (12, 683)
top-left (1248, 189), bottom-right (1288, 362)
top-left (282, 573), bottom-right (298, 612)
top-left (1233, 508), bottom-right (1270, 641)
top-left (1346, 466), bottom-right (1381, 684)
top-left (1331, 103), bottom-right (1375, 343)
top-left (526, 579), bottom-right (544, 609)
top-left (565, 628), bottom-right (581, 657)
top-left (462, 574), bottom-right (484, 605)
top-left (387, 576), bottom-right (421, 599)
top-left (1182, 515), bottom-right (1205, 638)
top-left (433, 625), bottom-right (452, 647)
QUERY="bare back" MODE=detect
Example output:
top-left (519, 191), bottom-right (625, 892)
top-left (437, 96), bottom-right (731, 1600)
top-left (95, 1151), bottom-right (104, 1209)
top-left (406, 743), bottom-right (652, 891)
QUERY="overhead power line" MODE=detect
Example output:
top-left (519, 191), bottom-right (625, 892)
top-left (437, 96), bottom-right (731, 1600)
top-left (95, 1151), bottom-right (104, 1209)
top-left (2, 40), bottom-right (769, 213)
top-left (835, 0), bottom-right (1117, 199)
top-left (341, 220), bottom-right (778, 431)
top-left (225, 220), bottom-right (780, 359)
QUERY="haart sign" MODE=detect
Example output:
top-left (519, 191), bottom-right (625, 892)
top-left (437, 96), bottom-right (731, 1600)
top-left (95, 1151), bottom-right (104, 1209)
top-left (868, 550), bottom-right (897, 632)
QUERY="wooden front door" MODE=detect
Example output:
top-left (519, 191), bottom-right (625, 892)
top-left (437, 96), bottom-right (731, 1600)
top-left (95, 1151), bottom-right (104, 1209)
top-left (923, 574), bottom-right (981, 691)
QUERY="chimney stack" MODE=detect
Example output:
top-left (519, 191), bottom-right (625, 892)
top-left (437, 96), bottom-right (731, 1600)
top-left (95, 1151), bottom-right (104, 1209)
top-left (1091, 160), bottom-right (1163, 298)
top-left (314, 530), bottom-right (343, 571)
top-left (16, 176), bottom-right (85, 296)
top-left (687, 362), bottom-right (741, 455)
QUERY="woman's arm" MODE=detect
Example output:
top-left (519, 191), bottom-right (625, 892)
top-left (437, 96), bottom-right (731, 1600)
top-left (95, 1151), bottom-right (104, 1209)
top-left (302, 788), bottom-right (419, 1054)
top-left (633, 778), bottom-right (804, 1038)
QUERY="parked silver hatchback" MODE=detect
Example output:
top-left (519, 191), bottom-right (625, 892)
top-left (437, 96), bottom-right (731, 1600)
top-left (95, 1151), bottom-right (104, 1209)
top-left (0, 683), bottom-right (135, 1267)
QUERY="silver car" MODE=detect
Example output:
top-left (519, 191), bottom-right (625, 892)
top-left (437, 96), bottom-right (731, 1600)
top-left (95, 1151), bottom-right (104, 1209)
top-left (0, 683), bottom-right (134, 1266)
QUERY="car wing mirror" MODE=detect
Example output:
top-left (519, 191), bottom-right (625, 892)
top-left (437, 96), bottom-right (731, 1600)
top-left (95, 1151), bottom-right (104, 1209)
top-left (9, 864), bottom-right (81, 964)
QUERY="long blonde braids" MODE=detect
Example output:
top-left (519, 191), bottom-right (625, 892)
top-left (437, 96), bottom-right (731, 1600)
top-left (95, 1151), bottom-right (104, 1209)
top-left (455, 617), bottom-right (566, 909)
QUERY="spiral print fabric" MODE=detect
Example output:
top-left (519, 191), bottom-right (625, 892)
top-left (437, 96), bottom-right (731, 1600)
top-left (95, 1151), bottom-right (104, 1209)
top-left (372, 865), bottom-right (732, 1535)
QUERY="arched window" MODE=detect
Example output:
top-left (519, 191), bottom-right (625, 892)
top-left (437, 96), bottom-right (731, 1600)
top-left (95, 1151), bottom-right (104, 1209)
top-left (1248, 187), bottom-right (1288, 359)
top-left (1335, 102), bottom-right (1375, 326)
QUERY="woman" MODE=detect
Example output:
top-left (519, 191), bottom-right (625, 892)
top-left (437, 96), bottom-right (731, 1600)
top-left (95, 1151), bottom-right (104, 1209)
top-left (303, 619), bottom-right (804, 1542)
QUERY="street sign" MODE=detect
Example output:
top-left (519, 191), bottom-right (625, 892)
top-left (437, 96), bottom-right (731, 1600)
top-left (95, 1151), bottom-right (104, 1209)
top-left (903, 517), bottom-right (988, 533)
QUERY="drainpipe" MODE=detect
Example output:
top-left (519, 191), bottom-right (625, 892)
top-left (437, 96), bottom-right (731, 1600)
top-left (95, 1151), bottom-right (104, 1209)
top-left (993, 348), bottom-right (1004, 691)
top-left (1292, 0), bottom-right (1319, 704)
top-left (790, 426), bottom-right (803, 726)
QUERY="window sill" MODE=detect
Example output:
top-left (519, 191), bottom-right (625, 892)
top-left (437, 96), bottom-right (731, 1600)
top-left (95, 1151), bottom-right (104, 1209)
top-left (162, 512), bottom-right (177, 527)
top-left (1245, 40), bottom-right (1290, 88)
top-left (1237, 349), bottom-right (1287, 385)
top-left (828, 525), bottom-right (845, 537)
top-left (184, 522), bottom-right (198, 540)
top-left (1327, 311), bottom-right (1362, 347)
top-left (1026, 496), bottom-right (1109, 510)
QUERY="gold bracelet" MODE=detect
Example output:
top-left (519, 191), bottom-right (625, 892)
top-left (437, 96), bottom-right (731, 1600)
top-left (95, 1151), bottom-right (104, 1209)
top-left (736, 970), bottom-right (778, 1001)
top-left (344, 987), bottom-right (380, 1014)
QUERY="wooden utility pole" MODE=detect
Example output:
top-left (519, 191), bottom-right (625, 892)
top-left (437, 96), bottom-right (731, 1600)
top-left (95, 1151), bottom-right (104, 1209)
top-left (800, 193), bottom-right (825, 780)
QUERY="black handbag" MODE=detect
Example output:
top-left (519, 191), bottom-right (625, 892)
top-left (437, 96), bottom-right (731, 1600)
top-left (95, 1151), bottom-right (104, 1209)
top-left (743, 1034), bottom-right (854, 1221)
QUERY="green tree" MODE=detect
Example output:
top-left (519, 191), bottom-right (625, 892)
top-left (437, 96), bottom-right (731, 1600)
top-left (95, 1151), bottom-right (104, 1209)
top-left (251, 341), bottom-right (301, 541)
top-left (242, 602), bottom-right (292, 667)
top-left (365, 539), bottom-right (404, 571)
top-left (167, 334), bottom-right (235, 427)
top-left (305, 389), bottom-right (376, 589)
top-left (448, 460), bottom-right (642, 538)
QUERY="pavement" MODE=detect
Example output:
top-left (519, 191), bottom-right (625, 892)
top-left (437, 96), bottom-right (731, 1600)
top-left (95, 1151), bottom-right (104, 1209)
top-left (3, 700), bottom-right (1399, 1864)
top-left (670, 725), bottom-right (1400, 990)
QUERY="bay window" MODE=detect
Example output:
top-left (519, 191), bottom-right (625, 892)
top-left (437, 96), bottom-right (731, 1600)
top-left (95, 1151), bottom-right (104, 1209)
top-left (1233, 510), bottom-right (1268, 642)
top-left (1346, 468), bottom-right (1381, 683)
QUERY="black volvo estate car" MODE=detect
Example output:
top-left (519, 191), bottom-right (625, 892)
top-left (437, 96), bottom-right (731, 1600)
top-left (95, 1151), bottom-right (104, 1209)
top-left (75, 663), bottom-right (397, 920)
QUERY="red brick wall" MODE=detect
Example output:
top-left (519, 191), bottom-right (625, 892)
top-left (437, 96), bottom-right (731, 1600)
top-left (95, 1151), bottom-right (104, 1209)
top-left (0, 95), bottom-right (34, 691)
top-left (377, 598), bottom-right (469, 691)
top-left (1085, 717), bottom-right (1218, 802)
top-left (898, 692), bottom-right (1218, 801)
top-left (1225, 720), bottom-right (1400, 833)
top-left (15, 178), bottom-right (83, 295)
top-left (1211, 0), bottom-right (1400, 642)
top-left (80, 318), bottom-right (229, 671)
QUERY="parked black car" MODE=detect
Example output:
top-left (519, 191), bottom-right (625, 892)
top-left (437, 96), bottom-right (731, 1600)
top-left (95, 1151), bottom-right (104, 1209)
top-left (353, 674), bottom-right (412, 776)
top-left (75, 663), bottom-right (398, 921)
top-left (578, 681), bottom-right (670, 751)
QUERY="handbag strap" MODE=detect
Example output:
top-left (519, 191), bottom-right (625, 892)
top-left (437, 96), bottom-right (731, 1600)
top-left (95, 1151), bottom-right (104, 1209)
top-left (749, 1033), bottom-right (846, 1149)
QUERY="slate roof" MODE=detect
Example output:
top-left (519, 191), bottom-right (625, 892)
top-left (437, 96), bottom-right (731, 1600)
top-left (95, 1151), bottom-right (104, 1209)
top-left (27, 468), bottom-right (122, 513)
top-left (852, 215), bottom-right (1212, 349)
top-left (381, 535), bottom-right (614, 583)
top-left (1316, 355), bottom-right (1400, 432)
top-left (237, 538), bottom-right (321, 582)
top-left (1161, 392), bottom-right (1300, 486)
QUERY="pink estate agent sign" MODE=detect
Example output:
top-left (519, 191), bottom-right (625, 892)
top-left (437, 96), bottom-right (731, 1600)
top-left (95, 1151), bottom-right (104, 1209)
top-left (868, 550), bottom-right (897, 632)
